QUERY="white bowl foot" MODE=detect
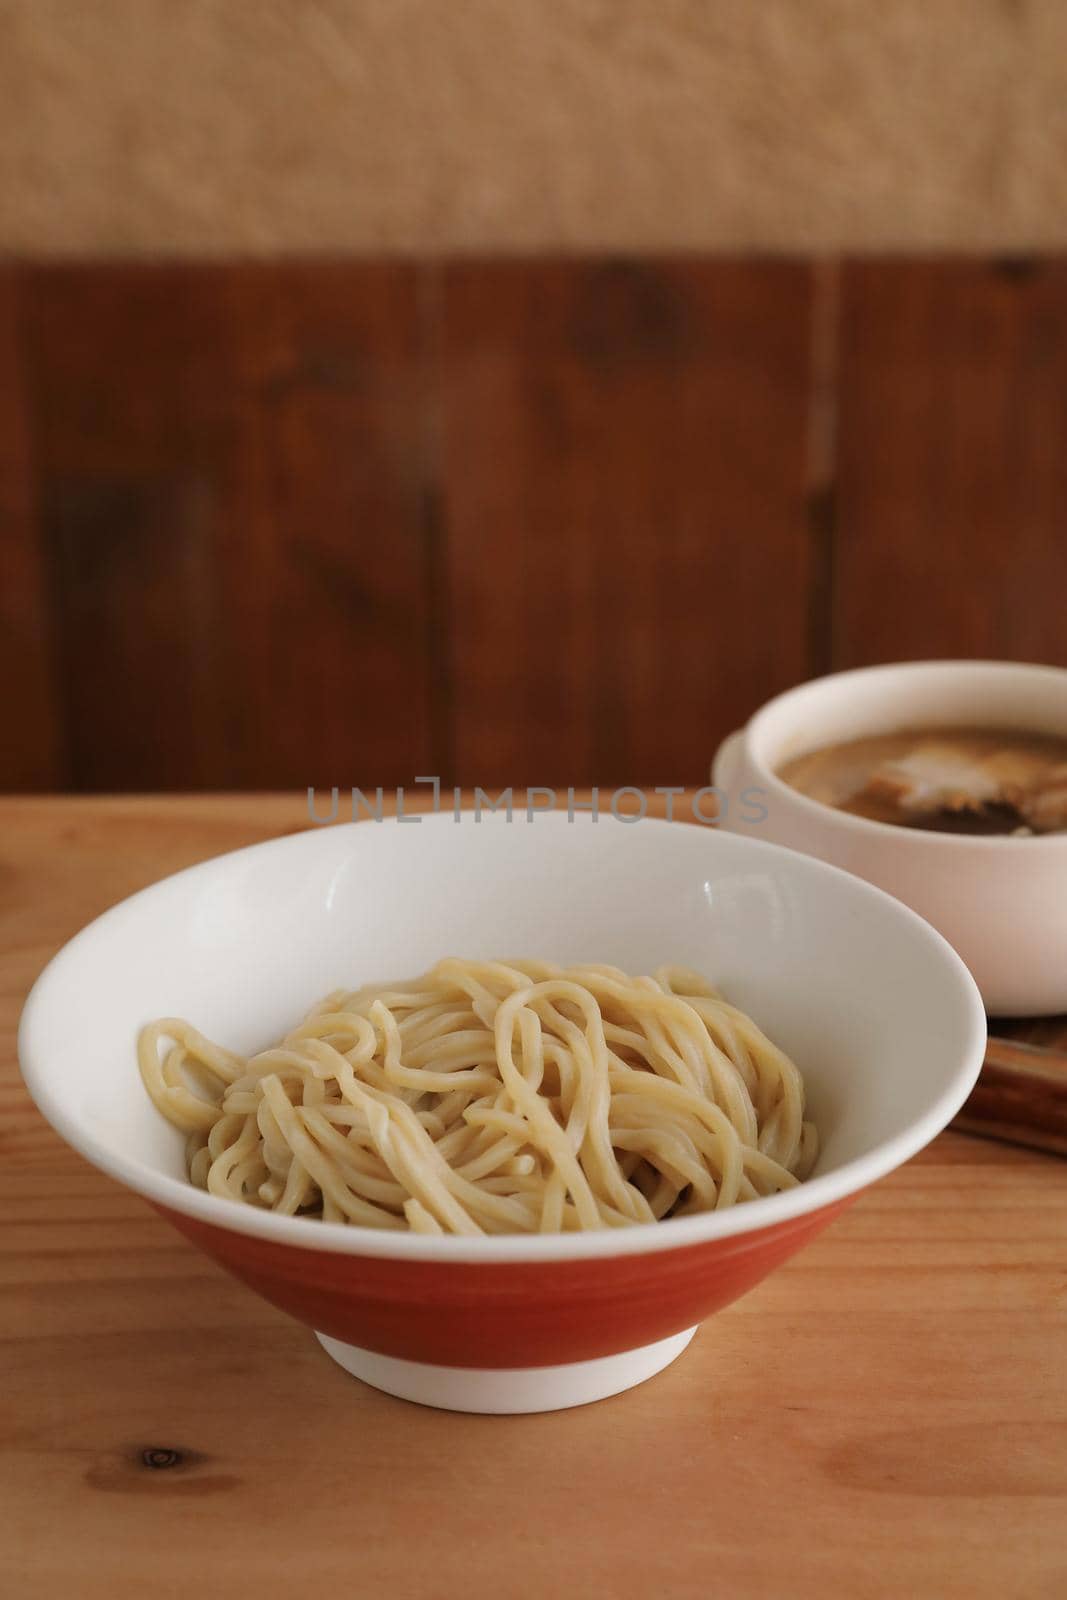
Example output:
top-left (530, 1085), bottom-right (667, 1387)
top-left (315, 1326), bottom-right (699, 1414)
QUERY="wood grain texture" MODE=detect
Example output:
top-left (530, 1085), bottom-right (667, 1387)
top-left (19, 266), bottom-right (239, 791)
top-left (17, 264), bottom-right (433, 792)
top-left (217, 263), bottom-right (435, 788)
top-left (957, 1031), bottom-right (1067, 1157)
top-left (3, 795), bottom-right (1067, 1599)
top-left (8, 255), bottom-right (1067, 797)
top-left (0, 268), bottom-right (63, 789)
top-left (835, 260), bottom-right (1067, 668)
top-left (439, 260), bottom-right (815, 785)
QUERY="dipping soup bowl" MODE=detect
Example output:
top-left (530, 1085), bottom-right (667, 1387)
top-left (713, 660), bottom-right (1067, 1015)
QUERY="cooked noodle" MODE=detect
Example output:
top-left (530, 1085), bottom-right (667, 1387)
top-left (139, 958), bottom-right (818, 1235)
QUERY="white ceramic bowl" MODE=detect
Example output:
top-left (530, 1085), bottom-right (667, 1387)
top-left (19, 814), bottom-right (985, 1413)
top-left (712, 660), bottom-right (1067, 1016)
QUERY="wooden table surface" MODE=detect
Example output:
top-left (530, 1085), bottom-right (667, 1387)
top-left (3, 794), bottom-right (1067, 1600)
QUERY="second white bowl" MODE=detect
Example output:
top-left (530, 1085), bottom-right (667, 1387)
top-left (713, 660), bottom-right (1067, 1015)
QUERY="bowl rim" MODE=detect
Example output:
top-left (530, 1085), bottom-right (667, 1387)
top-left (744, 658), bottom-right (1067, 853)
top-left (18, 812), bottom-right (988, 1264)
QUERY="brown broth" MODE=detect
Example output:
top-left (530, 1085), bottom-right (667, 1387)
top-left (777, 725), bottom-right (1067, 835)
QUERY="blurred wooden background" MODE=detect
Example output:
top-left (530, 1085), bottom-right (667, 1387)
top-left (3, 256), bottom-right (1066, 794)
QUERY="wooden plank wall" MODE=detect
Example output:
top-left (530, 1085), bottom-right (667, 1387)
top-left (3, 259), bottom-right (1066, 794)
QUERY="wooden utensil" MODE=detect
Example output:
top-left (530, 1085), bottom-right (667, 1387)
top-left (953, 1020), bottom-right (1067, 1157)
